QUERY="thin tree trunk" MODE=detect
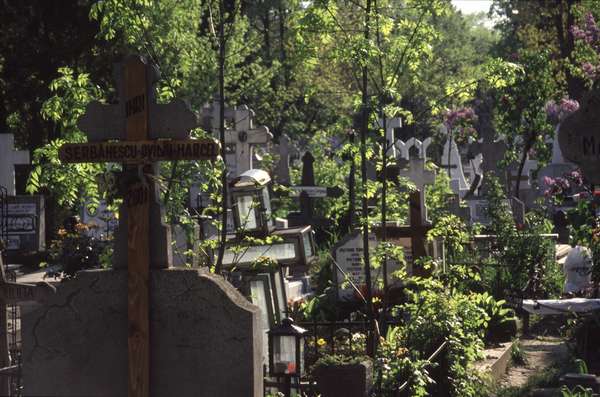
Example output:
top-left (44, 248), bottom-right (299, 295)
top-left (361, 0), bottom-right (375, 358)
top-left (215, 0), bottom-right (228, 274)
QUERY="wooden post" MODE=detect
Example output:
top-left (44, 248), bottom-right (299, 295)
top-left (124, 57), bottom-right (151, 397)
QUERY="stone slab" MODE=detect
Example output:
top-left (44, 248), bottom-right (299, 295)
top-left (22, 268), bottom-right (263, 397)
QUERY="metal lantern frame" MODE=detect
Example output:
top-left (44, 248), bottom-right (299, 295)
top-left (268, 317), bottom-right (308, 378)
top-left (230, 169), bottom-right (274, 236)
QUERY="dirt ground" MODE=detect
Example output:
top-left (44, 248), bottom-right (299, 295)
top-left (498, 336), bottom-right (569, 390)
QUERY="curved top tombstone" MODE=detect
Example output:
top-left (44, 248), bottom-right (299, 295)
top-left (559, 89), bottom-right (600, 183)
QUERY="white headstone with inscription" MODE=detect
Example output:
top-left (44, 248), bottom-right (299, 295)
top-left (332, 231), bottom-right (407, 300)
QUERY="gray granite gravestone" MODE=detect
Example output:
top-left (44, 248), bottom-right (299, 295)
top-left (0, 134), bottom-right (29, 196)
top-left (21, 268), bottom-right (263, 397)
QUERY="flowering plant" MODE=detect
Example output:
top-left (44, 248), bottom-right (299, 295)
top-left (571, 12), bottom-right (600, 81)
top-left (542, 169), bottom-right (585, 198)
top-left (442, 107), bottom-right (478, 145)
top-left (44, 217), bottom-right (111, 278)
top-left (544, 98), bottom-right (580, 125)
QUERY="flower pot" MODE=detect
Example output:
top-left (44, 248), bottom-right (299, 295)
top-left (314, 360), bottom-right (373, 397)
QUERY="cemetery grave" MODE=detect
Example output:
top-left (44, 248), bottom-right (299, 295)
top-left (5, 3), bottom-right (600, 397)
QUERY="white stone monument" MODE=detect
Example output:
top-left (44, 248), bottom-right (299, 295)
top-left (0, 134), bottom-right (29, 195)
top-left (563, 246), bottom-right (593, 293)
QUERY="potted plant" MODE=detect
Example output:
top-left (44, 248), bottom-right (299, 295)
top-left (312, 354), bottom-right (373, 397)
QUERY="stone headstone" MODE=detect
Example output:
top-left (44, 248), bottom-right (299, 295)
top-left (563, 246), bottom-right (592, 293)
top-left (382, 117), bottom-right (402, 158)
top-left (4, 195), bottom-right (45, 253)
top-left (538, 125), bottom-right (577, 189)
top-left (201, 102), bottom-right (272, 178)
top-left (332, 231), bottom-right (406, 300)
top-left (441, 137), bottom-right (469, 197)
top-left (558, 89), bottom-right (600, 183)
top-left (0, 134), bottom-right (29, 196)
top-left (275, 134), bottom-right (295, 185)
top-left (22, 268), bottom-right (263, 396)
top-left (398, 158), bottom-right (435, 223)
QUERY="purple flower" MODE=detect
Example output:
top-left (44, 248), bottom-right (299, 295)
top-left (543, 176), bottom-right (556, 187)
top-left (545, 98), bottom-right (580, 124)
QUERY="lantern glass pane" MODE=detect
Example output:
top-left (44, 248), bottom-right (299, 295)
top-left (273, 335), bottom-right (297, 375)
top-left (236, 195), bottom-right (257, 230)
top-left (302, 231), bottom-right (313, 259)
top-left (262, 188), bottom-right (272, 216)
top-left (250, 280), bottom-right (271, 331)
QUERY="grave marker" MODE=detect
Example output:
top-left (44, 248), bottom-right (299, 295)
top-left (558, 89), bottom-right (600, 183)
top-left (287, 151), bottom-right (343, 227)
top-left (4, 195), bottom-right (45, 253)
top-left (398, 157), bottom-right (435, 223)
top-left (0, 134), bottom-right (29, 196)
top-left (201, 102), bottom-right (272, 177)
top-left (441, 136), bottom-right (470, 197)
top-left (59, 55), bottom-right (217, 397)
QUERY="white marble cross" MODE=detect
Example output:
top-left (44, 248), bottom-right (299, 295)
top-left (441, 137), bottom-right (469, 197)
top-left (202, 102), bottom-right (272, 177)
top-left (381, 117), bottom-right (402, 158)
top-left (0, 134), bottom-right (29, 196)
top-left (398, 157), bottom-right (436, 223)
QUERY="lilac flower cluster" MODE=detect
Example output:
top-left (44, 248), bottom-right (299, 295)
top-left (544, 98), bottom-right (580, 124)
top-left (443, 107), bottom-right (478, 144)
top-left (571, 12), bottom-right (600, 50)
top-left (543, 169), bottom-right (585, 197)
top-left (571, 12), bottom-right (600, 80)
top-left (443, 107), bottom-right (477, 129)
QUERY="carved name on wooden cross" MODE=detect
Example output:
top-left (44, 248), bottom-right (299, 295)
top-left (59, 56), bottom-right (217, 397)
top-left (398, 157), bottom-right (435, 224)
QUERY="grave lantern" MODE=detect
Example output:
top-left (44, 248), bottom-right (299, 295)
top-left (230, 169), bottom-right (274, 236)
top-left (268, 317), bottom-right (308, 378)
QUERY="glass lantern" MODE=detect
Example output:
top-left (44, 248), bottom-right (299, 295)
top-left (268, 318), bottom-right (308, 377)
top-left (230, 169), bottom-right (274, 236)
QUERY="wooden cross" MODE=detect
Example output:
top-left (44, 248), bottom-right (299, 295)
top-left (373, 190), bottom-right (432, 276)
top-left (0, 254), bottom-right (55, 394)
top-left (201, 102), bottom-right (272, 178)
top-left (59, 56), bottom-right (217, 397)
top-left (398, 157), bottom-right (435, 224)
top-left (0, 134), bottom-right (29, 196)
